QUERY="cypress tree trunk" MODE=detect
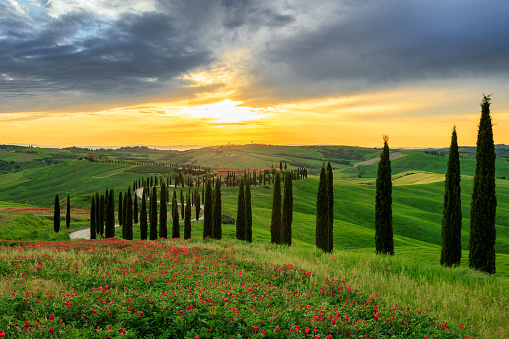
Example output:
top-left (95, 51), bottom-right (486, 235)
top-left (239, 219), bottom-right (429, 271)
top-left (213, 177), bottom-right (222, 239)
top-left (90, 197), bottom-right (96, 239)
top-left (375, 136), bottom-right (394, 255)
top-left (53, 194), bottom-right (60, 233)
top-left (172, 189), bottom-right (180, 238)
top-left (236, 179), bottom-right (246, 240)
top-left (140, 194), bottom-right (148, 240)
top-left (245, 180), bottom-right (252, 243)
top-left (469, 95), bottom-right (497, 274)
top-left (66, 194), bottom-right (71, 229)
top-left (441, 126), bottom-right (462, 267)
top-left (149, 186), bottom-right (158, 240)
top-left (133, 193), bottom-right (138, 224)
top-left (118, 192), bottom-right (123, 226)
top-left (316, 164), bottom-right (328, 251)
top-left (105, 188), bottom-right (115, 238)
top-left (271, 172), bottom-right (282, 244)
top-left (195, 189), bottom-right (201, 221)
top-left (184, 194), bottom-right (192, 239)
top-left (159, 182), bottom-right (167, 239)
top-left (282, 171), bottom-right (293, 246)
top-left (327, 160), bottom-right (334, 252)
top-left (203, 180), bottom-right (213, 239)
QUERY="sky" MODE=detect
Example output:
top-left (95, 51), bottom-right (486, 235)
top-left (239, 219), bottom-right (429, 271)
top-left (1, 0), bottom-right (509, 148)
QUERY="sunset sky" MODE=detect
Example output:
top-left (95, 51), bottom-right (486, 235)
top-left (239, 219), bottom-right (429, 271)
top-left (1, 0), bottom-right (509, 148)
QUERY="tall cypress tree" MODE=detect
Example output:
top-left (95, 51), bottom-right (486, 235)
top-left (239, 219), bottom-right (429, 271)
top-left (53, 194), bottom-right (60, 233)
top-left (90, 196), bottom-right (96, 239)
top-left (326, 160), bottom-right (334, 252)
top-left (213, 177), bottom-right (222, 240)
top-left (140, 194), bottom-right (148, 240)
top-left (118, 192), bottom-right (123, 226)
top-left (95, 192), bottom-right (101, 237)
top-left (316, 164), bottom-right (328, 251)
top-left (245, 180), bottom-right (252, 243)
top-left (105, 188), bottom-right (115, 238)
top-left (149, 186), bottom-right (158, 240)
top-left (271, 172), bottom-right (282, 244)
top-left (375, 136), bottom-right (394, 255)
top-left (441, 126), bottom-right (462, 267)
top-left (180, 189), bottom-right (185, 219)
top-left (122, 194), bottom-right (128, 239)
top-left (236, 179), bottom-right (246, 240)
top-left (133, 193), bottom-right (138, 224)
top-left (195, 189), bottom-right (201, 221)
top-left (282, 171), bottom-right (293, 246)
top-left (125, 188), bottom-right (133, 240)
top-left (184, 194), bottom-right (192, 239)
top-left (66, 194), bottom-right (71, 229)
top-left (172, 190), bottom-right (180, 238)
top-left (203, 179), bottom-right (213, 239)
top-left (159, 182), bottom-right (167, 238)
top-left (99, 194), bottom-right (105, 237)
top-left (469, 94), bottom-right (497, 274)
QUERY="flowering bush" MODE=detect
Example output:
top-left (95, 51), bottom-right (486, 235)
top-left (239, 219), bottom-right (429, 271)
top-left (0, 239), bottom-right (472, 338)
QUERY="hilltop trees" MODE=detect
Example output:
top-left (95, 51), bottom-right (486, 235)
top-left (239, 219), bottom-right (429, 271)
top-left (213, 177), bottom-right (222, 239)
top-left (236, 178), bottom-right (246, 240)
top-left (375, 135), bottom-right (394, 255)
top-left (53, 194), bottom-right (60, 233)
top-left (282, 171), bottom-right (293, 246)
top-left (441, 126), bottom-right (462, 267)
top-left (271, 172), bottom-right (282, 244)
top-left (315, 164), bottom-right (328, 251)
top-left (469, 95), bottom-right (497, 274)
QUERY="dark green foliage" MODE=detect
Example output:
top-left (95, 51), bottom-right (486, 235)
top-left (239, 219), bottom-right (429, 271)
top-left (125, 188), bottom-right (133, 240)
top-left (282, 171), bottom-right (293, 246)
top-left (184, 194), bottom-right (192, 240)
top-left (327, 160), bottom-right (334, 252)
top-left (271, 172), bottom-right (282, 244)
top-left (195, 189), bottom-right (200, 221)
top-left (90, 197), bottom-right (96, 239)
top-left (149, 186), bottom-right (158, 240)
top-left (213, 177), bottom-right (222, 239)
top-left (159, 182), bottom-right (167, 238)
top-left (375, 136), bottom-right (394, 255)
top-left (140, 194), bottom-right (148, 240)
top-left (236, 179), bottom-right (245, 241)
top-left (66, 194), bottom-right (71, 229)
top-left (53, 194), bottom-right (60, 233)
top-left (99, 194), bottom-right (105, 237)
top-left (469, 95), bottom-right (497, 274)
top-left (245, 181), bottom-right (252, 243)
top-left (118, 192), bottom-right (123, 226)
top-left (172, 190), bottom-right (180, 238)
top-left (133, 192), bottom-right (138, 224)
top-left (180, 189), bottom-right (184, 218)
top-left (441, 126), bottom-right (462, 267)
top-left (203, 180), bottom-right (213, 239)
top-left (95, 193), bottom-right (102, 237)
top-left (105, 188), bottom-right (115, 238)
top-left (316, 164), bottom-right (328, 251)
top-left (122, 194), bottom-right (127, 239)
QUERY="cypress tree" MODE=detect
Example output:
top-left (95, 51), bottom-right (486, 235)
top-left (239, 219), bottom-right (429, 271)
top-left (122, 194), bottom-right (128, 239)
top-left (469, 94), bottom-right (497, 274)
top-left (271, 172), bottom-right (282, 244)
top-left (236, 179), bottom-right (246, 240)
top-left (140, 194), bottom-right (148, 240)
top-left (90, 196), bottom-right (96, 239)
top-left (66, 194), bottom-right (71, 229)
top-left (133, 193), bottom-right (138, 224)
top-left (105, 188), bottom-right (115, 238)
top-left (184, 194), bottom-right (192, 239)
top-left (159, 182), bottom-right (167, 238)
top-left (53, 194), bottom-right (60, 233)
top-left (203, 179), bottom-right (213, 239)
top-left (213, 177), bottom-right (222, 239)
top-left (149, 186), bottom-right (158, 240)
top-left (95, 192), bottom-right (101, 237)
top-left (316, 164), bottom-right (328, 251)
top-left (441, 126), bottom-right (462, 267)
top-left (245, 179), bottom-right (252, 243)
top-left (172, 190), bottom-right (180, 238)
top-left (99, 194), bottom-right (105, 236)
top-left (282, 171), bottom-right (293, 246)
top-left (180, 189), bottom-right (185, 218)
top-left (125, 188), bottom-right (133, 240)
top-left (327, 160), bottom-right (334, 252)
top-left (118, 192), bottom-right (123, 226)
top-left (375, 135), bottom-right (394, 255)
top-left (195, 189), bottom-right (201, 221)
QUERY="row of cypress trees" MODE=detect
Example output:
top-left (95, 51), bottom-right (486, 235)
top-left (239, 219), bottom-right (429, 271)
top-left (53, 194), bottom-right (71, 233)
top-left (88, 189), bottom-right (115, 239)
top-left (270, 171), bottom-right (293, 245)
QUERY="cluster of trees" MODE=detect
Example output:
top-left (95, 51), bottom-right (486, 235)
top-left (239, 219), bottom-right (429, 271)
top-left (375, 95), bottom-right (497, 274)
top-left (270, 172), bottom-right (293, 245)
top-left (53, 194), bottom-right (72, 233)
top-left (88, 189), bottom-right (116, 239)
top-left (222, 167), bottom-right (307, 188)
top-left (316, 161), bottom-right (333, 252)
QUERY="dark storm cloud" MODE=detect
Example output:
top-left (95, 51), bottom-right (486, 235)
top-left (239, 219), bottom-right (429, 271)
top-left (263, 0), bottom-right (509, 85)
top-left (0, 4), bottom-right (211, 98)
top-left (221, 0), bottom-right (295, 28)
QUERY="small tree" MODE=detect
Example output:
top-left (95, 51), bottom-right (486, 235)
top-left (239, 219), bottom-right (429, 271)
top-left (53, 194), bottom-right (60, 233)
top-left (270, 172), bottom-right (282, 244)
top-left (90, 196), bottom-right (96, 239)
top-left (282, 171), bottom-right (293, 246)
top-left (315, 164), bottom-right (328, 251)
top-left (469, 94), bottom-right (497, 274)
top-left (236, 179), bottom-right (246, 240)
top-left (213, 177), bottom-right (222, 239)
top-left (66, 194), bottom-right (71, 229)
top-left (184, 194), bottom-right (192, 239)
top-left (172, 190), bottom-right (180, 238)
top-left (203, 180), bottom-right (213, 239)
top-left (140, 194), bottom-right (148, 240)
top-left (441, 126), bottom-right (462, 267)
top-left (149, 186), bottom-right (158, 240)
top-left (245, 180), bottom-right (252, 243)
top-left (375, 135), bottom-right (394, 255)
